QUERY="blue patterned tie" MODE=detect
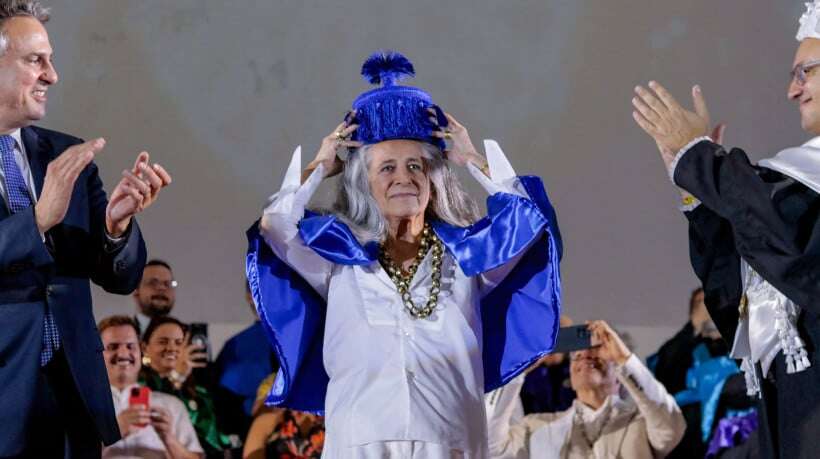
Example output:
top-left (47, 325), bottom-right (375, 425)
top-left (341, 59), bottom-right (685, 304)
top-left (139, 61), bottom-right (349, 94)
top-left (0, 135), bottom-right (61, 366)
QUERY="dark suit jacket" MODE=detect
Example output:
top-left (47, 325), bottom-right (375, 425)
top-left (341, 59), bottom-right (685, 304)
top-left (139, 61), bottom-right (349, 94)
top-left (0, 126), bottom-right (146, 455)
top-left (675, 139), bottom-right (820, 459)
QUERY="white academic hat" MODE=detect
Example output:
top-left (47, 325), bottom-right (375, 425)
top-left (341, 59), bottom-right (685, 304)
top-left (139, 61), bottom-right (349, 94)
top-left (797, 1), bottom-right (820, 41)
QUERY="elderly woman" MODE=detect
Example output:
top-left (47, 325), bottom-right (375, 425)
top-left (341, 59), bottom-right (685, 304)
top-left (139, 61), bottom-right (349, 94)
top-left (247, 51), bottom-right (562, 458)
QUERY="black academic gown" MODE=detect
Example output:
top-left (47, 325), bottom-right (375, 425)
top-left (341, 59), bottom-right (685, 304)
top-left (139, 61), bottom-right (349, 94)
top-left (674, 139), bottom-right (820, 459)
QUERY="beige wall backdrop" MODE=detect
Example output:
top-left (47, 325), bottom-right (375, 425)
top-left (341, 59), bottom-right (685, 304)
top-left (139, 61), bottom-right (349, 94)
top-left (39, 1), bottom-right (804, 334)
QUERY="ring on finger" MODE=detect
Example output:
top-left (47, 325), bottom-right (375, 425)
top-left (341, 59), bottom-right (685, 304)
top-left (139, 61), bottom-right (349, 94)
top-left (443, 130), bottom-right (452, 140)
top-left (334, 131), bottom-right (345, 140)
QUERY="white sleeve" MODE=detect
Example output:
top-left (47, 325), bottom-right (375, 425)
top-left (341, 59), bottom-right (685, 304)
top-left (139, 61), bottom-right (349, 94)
top-left (259, 147), bottom-right (334, 300)
top-left (169, 397), bottom-right (204, 454)
top-left (616, 354), bottom-right (686, 456)
top-left (486, 375), bottom-right (531, 459)
top-left (470, 140), bottom-right (541, 294)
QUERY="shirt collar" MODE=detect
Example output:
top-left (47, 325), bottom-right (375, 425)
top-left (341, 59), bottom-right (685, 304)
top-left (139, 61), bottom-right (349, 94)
top-left (136, 312), bottom-right (152, 334)
top-left (8, 129), bottom-right (22, 150)
top-left (804, 136), bottom-right (820, 149)
top-left (574, 395), bottom-right (617, 423)
top-left (111, 383), bottom-right (141, 403)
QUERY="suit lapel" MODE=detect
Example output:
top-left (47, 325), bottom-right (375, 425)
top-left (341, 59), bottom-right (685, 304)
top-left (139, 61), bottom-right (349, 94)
top-left (20, 126), bottom-right (47, 200)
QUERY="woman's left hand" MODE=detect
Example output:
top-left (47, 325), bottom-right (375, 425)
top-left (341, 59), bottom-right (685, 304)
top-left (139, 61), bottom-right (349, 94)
top-left (430, 110), bottom-right (487, 171)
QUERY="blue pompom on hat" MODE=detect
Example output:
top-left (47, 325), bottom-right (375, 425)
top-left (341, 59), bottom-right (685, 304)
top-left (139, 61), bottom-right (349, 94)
top-left (349, 50), bottom-right (448, 150)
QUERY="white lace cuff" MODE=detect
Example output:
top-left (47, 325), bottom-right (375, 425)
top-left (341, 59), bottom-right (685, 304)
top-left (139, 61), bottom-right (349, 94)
top-left (668, 136), bottom-right (711, 183)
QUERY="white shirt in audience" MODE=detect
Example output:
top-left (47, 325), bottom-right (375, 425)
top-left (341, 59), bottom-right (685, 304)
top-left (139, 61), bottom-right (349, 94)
top-left (103, 384), bottom-right (203, 459)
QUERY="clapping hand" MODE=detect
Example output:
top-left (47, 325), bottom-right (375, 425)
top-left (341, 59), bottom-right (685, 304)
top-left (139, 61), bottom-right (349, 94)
top-left (35, 138), bottom-right (106, 234)
top-left (106, 151), bottom-right (172, 237)
top-left (632, 82), bottom-right (712, 171)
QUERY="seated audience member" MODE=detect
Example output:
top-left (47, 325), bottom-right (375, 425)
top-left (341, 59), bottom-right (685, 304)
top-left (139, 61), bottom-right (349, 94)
top-left (243, 374), bottom-right (325, 459)
top-left (213, 282), bottom-right (278, 440)
top-left (141, 316), bottom-right (232, 458)
top-left (652, 288), bottom-right (725, 394)
top-left (651, 288), bottom-right (758, 458)
top-left (487, 321), bottom-right (685, 458)
top-left (99, 315), bottom-right (203, 459)
top-left (520, 315), bottom-right (576, 414)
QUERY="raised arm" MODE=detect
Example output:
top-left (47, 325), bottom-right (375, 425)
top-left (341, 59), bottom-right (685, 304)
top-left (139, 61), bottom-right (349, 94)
top-left (431, 111), bottom-right (561, 292)
top-left (259, 120), bottom-right (363, 299)
top-left (485, 375), bottom-right (535, 459)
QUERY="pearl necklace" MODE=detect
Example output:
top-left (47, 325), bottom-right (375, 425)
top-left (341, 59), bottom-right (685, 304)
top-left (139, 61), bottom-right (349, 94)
top-left (379, 224), bottom-right (444, 319)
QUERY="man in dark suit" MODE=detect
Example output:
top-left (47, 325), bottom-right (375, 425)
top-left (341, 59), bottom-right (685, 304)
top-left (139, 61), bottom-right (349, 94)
top-left (631, 14), bottom-right (820, 457)
top-left (0, 2), bottom-right (172, 457)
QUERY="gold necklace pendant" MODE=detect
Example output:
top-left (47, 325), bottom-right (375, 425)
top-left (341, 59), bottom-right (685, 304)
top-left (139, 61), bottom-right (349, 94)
top-left (380, 224), bottom-right (444, 319)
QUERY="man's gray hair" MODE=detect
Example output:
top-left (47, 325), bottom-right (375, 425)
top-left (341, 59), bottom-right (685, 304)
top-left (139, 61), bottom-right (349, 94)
top-left (0, 0), bottom-right (50, 55)
top-left (332, 141), bottom-right (480, 243)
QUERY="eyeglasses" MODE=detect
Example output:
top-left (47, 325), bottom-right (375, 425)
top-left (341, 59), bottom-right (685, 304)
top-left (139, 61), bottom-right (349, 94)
top-left (790, 59), bottom-right (820, 86)
top-left (143, 278), bottom-right (178, 289)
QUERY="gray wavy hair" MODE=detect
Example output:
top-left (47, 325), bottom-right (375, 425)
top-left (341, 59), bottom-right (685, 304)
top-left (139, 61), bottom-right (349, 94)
top-left (0, 0), bottom-right (50, 56)
top-left (332, 141), bottom-right (480, 243)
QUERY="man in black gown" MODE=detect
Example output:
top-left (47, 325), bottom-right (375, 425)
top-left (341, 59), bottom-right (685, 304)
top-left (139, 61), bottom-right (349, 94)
top-left (631, 4), bottom-right (820, 457)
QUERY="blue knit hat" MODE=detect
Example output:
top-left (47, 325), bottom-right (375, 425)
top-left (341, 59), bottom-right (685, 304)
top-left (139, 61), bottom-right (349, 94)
top-left (348, 51), bottom-right (448, 150)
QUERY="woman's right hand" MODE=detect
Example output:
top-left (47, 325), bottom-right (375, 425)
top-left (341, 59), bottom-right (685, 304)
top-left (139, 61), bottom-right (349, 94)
top-left (303, 118), bottom-right (362, 183)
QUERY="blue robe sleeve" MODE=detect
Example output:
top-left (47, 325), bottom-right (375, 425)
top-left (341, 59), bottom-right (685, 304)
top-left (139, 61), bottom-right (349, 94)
top-left (246, 221), bottom-right (328, 413)
top-left (434, 175), bottom-right (562, 392)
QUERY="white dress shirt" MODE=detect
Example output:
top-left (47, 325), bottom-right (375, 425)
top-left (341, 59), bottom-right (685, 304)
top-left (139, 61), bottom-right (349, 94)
top-left (103, 384), bottom-right (203, 459)
top-left (260, 140), bottom-right (530, 457)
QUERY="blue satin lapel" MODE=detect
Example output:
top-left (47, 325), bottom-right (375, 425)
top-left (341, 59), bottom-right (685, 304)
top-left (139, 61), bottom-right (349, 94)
top-left (297, 177), bottom-right (559, 275)
top-left (298, 211), bottom-right (378, 265)
top-left (20, 127), bottom-right (46, 200)
top-left (433, 189), bottom-right (549, 277)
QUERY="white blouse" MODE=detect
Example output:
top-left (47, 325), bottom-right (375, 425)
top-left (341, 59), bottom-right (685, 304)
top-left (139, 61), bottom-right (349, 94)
top-left (260, 140), bottom-right (529, 455)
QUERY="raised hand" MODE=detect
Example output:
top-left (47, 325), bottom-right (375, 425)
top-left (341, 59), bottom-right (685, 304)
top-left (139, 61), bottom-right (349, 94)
top-left (105, 151), bottom-right (172, 237)
top-left (303, 115), bottom-right (362, 183)
top-left (632, 82), bottom-right (711, 169)
top-left (588, 320), bottom-right (631, 366)
top-left (35, 138), bottom-right (106, 233)
top-left (429, 110), bottom-right (488, 172)
top-left (174, 332), bottom-right (207, 381)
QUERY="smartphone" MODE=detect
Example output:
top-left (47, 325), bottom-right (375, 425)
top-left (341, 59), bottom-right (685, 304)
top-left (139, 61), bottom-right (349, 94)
top-left (552, 325), bottom-right (593, 354)
top-left (188, 322), bottom-right (211, 362)
top-left (128, 386), bottom-right (151, 427)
